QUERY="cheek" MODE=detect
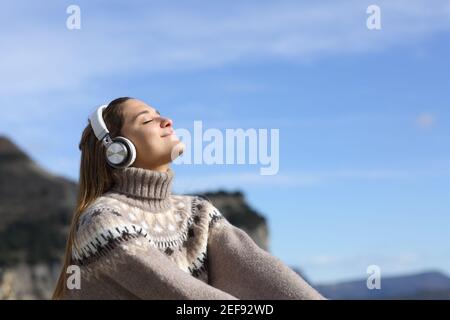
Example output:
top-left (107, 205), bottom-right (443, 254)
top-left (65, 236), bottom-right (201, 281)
top-left (135, 126), bottom-right (162, 150)
top-left (146, 125), bottom-right (161, 138)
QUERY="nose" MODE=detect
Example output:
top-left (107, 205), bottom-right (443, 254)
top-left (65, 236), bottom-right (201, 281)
top-left (161, 117), bottom-right (173, 128)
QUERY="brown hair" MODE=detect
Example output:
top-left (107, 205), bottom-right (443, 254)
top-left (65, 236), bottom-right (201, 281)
top-left (52, 97), bottom-right (132, 299)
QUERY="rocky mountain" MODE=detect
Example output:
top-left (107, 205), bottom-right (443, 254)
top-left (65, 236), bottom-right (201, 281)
top-left (316, 270), bottom-right (450, 300)
top-left (0, 136), bottom-right (78, 299)
top-left (195, 191), bottom-right (269, 251)
top-left (0, 135), bottom-right (271, 299)
top-left (0, 137), bottom-right (77, 265)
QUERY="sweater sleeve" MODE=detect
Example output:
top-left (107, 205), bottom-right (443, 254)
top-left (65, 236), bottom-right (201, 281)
top-left (205, 201), bottom-right (326, 300)
top-left (94, 237), bottom-right (238, 300)
top-left (72, 205), bottom-right (238, 300)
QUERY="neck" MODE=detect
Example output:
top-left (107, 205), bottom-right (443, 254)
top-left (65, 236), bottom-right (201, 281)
top-left (108, 166), bottom-right (175, 212)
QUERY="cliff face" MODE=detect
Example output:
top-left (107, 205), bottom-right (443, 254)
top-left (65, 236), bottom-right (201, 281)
top-left (197, 191), bottom-right (269, 251)
top-left (0, 136), bottom-right (78, 299)
top-left (0, 136), bottom-right (270, 299)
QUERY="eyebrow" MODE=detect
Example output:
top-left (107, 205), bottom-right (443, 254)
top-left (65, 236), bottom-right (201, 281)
top-left (132, 109), bottom-right (161, 122)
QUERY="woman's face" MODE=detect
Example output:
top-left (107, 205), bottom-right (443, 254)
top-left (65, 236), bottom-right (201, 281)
top-left (120, 99), bottom-right (184, 170)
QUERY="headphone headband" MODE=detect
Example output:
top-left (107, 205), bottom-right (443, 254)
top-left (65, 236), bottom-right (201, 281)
top-left (89, 104), bottom-right (110, 143)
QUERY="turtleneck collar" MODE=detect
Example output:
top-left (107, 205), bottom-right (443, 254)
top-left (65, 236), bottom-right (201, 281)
top-left (108, 166), bottom-right (174, 212)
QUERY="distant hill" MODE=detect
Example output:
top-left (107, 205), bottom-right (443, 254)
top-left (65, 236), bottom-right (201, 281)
top-left (316, 270), bottom-right (450, 299)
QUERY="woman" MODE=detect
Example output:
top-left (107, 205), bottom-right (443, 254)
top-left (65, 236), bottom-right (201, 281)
top-left (52, 97), bottom-right (325, 300)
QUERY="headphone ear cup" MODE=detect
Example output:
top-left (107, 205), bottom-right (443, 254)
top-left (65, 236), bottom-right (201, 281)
top-left (113, 137), bottom-right (136, 168)
top-left (105, 136), bottom-right (137, 169)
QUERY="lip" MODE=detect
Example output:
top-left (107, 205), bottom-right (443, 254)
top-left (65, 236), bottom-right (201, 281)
top-left (161, 129), bottom-right (174, 138)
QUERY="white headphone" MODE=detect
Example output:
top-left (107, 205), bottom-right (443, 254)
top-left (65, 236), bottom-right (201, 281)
top-left (89, 104), bottom-right (137, 169)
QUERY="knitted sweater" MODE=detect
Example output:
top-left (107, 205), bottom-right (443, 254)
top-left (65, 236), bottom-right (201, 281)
top-left (62, 167), bottom-right (325, 300)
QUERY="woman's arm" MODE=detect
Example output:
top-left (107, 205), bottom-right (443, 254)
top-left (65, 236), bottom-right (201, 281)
top-left (206, 204), bottom-right (326, 300)
top-left (95, 236), bottom-right (238, 300)
top-left (72, 205), bottom-right (238, 300)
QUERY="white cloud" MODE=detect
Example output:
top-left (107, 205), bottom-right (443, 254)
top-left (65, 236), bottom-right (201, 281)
top-left (1, 0), bottom-right (450, 95)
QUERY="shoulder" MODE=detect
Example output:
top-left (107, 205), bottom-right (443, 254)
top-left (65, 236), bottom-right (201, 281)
top-left (76, 196), bottom-right (123, 228)
top-left (72, 196), bottom-right (148, 265)
top-left (75, 195), bottom-right (135, 234)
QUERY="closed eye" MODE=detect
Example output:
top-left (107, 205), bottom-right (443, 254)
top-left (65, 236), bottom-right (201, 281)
top-left (143, 119), bottom-right (154, 124)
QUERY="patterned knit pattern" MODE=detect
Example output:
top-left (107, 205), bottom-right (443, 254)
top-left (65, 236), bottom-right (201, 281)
top-left (71, 167), bottom-right (223, 285)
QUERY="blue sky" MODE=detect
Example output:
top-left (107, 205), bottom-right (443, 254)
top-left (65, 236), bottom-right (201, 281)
top-left (1, 0), bottom-right (449, 284)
